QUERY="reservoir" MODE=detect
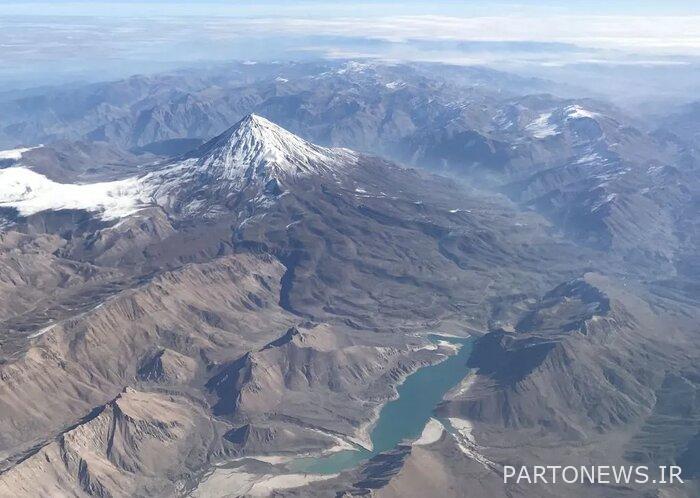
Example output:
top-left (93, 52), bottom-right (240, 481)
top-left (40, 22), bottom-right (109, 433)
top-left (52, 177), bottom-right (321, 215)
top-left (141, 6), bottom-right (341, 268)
top-left (288, 334), bottom-right (475, 475)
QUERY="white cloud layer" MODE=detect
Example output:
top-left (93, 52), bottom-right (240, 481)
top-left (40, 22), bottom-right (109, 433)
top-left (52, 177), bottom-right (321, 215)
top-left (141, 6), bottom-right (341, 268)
top-left (1, 10), bottom-right (699, 90)
top-left (242, 15), bottom-right (700, 54)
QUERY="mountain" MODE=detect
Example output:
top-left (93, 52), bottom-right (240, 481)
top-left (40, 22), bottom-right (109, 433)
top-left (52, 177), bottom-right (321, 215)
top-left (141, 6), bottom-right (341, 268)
top-left (0, 61), bottom-right (562, 151)
top-left (0, 388), bottom-right (218, 498)
top-left (659, 101), bottom-right (700, 145)
top-left (143, 114), bottom-right (359, 217)
top-left (0, 116), bottom-right (580, 493)
top-left (0, 140), bottom-right (157, 183)
top-left (0, 114), bottom-right (697, 497)
top-left (427, 274), bottom-right (700, 498)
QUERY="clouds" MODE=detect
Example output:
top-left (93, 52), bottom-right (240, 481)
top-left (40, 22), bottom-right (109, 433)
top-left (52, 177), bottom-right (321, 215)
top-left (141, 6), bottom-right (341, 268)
top-left (1, 6), bottom-right (699, 90)
top-left (240, 14), bottom-right (700, 54)
top-left (3, 12), bottom-right (700, 62)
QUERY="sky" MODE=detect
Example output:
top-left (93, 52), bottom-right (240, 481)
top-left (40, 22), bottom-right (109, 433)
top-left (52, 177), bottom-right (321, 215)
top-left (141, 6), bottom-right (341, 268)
top-left (1, 1), bottom-right (699, 90)
top-left (2, 1), bottom-right (700, 16)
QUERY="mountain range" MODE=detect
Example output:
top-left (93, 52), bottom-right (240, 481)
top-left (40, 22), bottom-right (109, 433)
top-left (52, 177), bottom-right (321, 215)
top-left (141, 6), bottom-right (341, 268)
top-left (0, 61), bottom-right (698, 497)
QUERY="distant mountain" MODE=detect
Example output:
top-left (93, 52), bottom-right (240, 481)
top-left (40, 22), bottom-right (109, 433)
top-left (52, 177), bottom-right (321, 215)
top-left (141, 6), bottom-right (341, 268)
top-left (658, 101), bottom-right (700, 145)
top-left (3, 61), bottom-right (695, 271)
top-left (0, 61), bottom-right (559, 151)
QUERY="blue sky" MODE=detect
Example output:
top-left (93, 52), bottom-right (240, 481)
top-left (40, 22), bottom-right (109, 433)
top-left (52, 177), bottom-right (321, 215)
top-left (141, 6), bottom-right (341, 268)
top-left (1, 1), bottom-right (700, 16)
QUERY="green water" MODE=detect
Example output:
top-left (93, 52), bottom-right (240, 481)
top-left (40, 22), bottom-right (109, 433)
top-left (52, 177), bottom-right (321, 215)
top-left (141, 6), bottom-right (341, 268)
top-left (288, 335), bottom-right (475, 475)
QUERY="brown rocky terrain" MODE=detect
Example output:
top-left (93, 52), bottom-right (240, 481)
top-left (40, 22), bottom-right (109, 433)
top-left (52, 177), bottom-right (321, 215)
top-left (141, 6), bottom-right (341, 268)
top-left (0, 115), bottom-right (697, 497)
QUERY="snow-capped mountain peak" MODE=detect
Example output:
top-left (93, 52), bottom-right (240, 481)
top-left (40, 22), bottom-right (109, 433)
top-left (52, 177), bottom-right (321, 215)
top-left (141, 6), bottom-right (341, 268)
top-left (142, 114), bottom-right (359, 216)
top-left (190, 114), bottom-right (356, 182)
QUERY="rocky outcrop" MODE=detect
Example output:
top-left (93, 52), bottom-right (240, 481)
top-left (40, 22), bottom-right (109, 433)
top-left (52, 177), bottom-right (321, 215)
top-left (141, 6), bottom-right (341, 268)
top-left (137, 348), bottom-right (198, 385)
top-left (0, 388), bottom-right (215, 498)
top-left (445, 276), bottom-right (663, 437)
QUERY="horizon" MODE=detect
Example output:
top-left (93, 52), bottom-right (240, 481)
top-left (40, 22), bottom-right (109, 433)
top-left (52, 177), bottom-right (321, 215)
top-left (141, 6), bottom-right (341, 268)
top-left (1, 0), bottom-right (700, 92)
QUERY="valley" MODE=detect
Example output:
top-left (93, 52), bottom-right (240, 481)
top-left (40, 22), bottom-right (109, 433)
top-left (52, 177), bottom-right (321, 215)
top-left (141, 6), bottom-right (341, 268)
top-left (0, 60), bottom-right (697, 497)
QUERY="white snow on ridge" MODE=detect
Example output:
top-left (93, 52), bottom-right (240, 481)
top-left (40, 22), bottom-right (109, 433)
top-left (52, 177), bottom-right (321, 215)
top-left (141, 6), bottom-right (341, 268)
top-left (0, 145), bottom-right (42, 160)
top-left (576, 152), bottom-right (603, 164)
top-left (336, 61), bottom-right (371, 74)
top-left (565, 105), bottom-right (598, 120)
top-left (145, 115), bottom-right (358, 215)
top-left (591, 192), bottom-right (617, 212)
top-left (446, 417), bottom-right (497, 470)
top-left (385, 80), bottom-right (405, 90)
top-left (0, 167), bottom-right (148, 220)
top-left (525, 113), bottom-right (558, 139)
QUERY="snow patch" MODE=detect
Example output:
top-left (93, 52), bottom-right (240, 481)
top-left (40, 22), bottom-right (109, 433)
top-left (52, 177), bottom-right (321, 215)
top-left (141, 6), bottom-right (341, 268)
top-left (576, 152), bottom-right (602, 164)
top-left (446, 417), bottom-right (497, 470)
top-left (0, 116), bottom-right (357, 221)
top-left (151, 114), bottom-right (357, 191)
top-left (591, 192), bottom-right (617, 212)
top-left (525, 113), bottom-right (558, 139)
top-left (447, 417), bottom-right (475, 443)
top-left (336, 61), bottom-right (371, 74)
top-left (0, 145), bottom-right (42, 160)
top-left (385, 80), bottom-right (405, 90)
top-left (0, 167), bottom-right (147, 220)
top-left (565, 105), bottom-right (598, 120)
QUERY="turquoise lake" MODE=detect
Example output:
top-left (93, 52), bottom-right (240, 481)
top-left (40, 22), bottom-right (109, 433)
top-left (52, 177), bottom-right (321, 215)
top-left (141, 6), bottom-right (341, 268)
top-left (288, 335), bottom-right (475, 475)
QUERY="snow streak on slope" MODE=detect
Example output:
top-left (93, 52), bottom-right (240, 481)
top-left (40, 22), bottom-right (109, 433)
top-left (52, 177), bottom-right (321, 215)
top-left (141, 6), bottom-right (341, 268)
top-left (565, 105), bottom-right (598, 120)
top-left (525, 113), bottom-right (559, 139)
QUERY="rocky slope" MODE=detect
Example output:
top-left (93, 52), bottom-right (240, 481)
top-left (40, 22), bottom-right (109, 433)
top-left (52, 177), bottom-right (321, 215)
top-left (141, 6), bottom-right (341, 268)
top-left (0, 389), bottom-right (217, 498)
top-left (423, 274), bottom-right (700, 497)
